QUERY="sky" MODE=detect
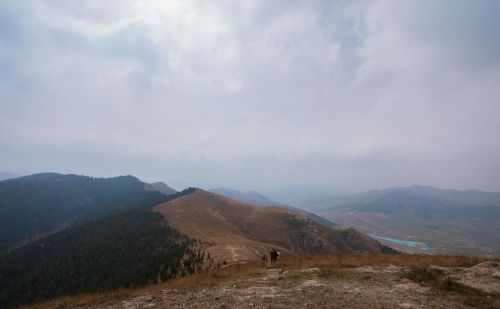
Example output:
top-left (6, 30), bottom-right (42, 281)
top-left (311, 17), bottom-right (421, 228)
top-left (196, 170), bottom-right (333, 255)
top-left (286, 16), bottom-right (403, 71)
top-left (1, 0), bottom-right (500, 194)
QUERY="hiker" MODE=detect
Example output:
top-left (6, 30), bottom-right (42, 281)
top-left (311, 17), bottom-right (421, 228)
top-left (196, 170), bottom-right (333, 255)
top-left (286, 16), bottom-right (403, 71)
top-left (270, 248), bottom-right (278, 263)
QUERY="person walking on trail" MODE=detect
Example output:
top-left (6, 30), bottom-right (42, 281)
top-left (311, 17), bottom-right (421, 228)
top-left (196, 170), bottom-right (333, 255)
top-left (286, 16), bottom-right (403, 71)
top-left (270, 248), bottom-right (278, 263)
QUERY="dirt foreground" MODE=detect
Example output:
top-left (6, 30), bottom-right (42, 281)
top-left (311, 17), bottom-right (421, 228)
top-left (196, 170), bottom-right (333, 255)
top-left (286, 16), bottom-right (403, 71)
top-left (44, 261), bottom-right (499, 309)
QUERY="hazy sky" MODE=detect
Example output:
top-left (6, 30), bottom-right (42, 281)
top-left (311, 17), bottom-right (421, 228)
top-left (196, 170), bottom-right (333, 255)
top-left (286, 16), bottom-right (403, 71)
top-left (1, 0), bottom-right (500, 193)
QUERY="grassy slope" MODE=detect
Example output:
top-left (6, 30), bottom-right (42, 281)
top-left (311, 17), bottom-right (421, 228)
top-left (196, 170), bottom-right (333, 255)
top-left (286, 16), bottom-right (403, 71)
top-left (154, 189), bottom-right (388, 263)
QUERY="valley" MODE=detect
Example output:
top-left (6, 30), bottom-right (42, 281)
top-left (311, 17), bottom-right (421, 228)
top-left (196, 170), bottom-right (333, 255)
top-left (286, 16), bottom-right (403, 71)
top-left (307, 186), bottom-right (500, 257)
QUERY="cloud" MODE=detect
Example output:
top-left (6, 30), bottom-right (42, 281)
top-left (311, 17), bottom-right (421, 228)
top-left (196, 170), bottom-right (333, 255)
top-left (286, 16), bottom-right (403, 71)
top-left (0, 0), bottom-right (499, 192)
top-left (352, 0), bottom-right (500, 153)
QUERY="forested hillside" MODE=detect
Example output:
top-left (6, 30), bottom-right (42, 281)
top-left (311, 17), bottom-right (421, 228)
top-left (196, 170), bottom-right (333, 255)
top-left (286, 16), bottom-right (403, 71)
top-left (0, 173), bottom-right (168, 251)
top-left (0, 207), bottom-right (204, 308)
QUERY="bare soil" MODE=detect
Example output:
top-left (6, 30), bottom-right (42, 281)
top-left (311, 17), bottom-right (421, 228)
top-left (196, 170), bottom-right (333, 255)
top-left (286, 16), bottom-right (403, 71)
top-left (53, 263), bottom-right (499, 309)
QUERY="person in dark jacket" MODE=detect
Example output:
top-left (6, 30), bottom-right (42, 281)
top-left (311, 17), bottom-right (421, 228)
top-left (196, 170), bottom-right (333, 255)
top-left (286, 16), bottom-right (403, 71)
top-left (270, 248), bottom-right (277, 263)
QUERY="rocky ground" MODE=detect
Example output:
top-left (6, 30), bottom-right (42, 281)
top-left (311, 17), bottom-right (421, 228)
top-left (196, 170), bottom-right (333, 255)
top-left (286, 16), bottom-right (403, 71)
top-left (68, 262), bottom-right (499, 309)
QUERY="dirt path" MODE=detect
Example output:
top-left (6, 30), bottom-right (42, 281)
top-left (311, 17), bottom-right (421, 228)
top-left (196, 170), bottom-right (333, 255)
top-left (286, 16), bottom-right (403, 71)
top-left (83, 265), bottom-right (498, 309)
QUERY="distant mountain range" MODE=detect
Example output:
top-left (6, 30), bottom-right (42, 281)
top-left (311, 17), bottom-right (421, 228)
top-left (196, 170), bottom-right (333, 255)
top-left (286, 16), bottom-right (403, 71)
top-left (308, 185), bottom-right (500, 256)
top-left (210, 188), bottom-right (278, 205)
top-left (210, 188), bottom-right (339, 228)
top-left (306, 185), bottom-right (500, 209)
top-left (150, 181), bottom-right (177, 195)
top-left (262, 185), bottom-right (348, 206)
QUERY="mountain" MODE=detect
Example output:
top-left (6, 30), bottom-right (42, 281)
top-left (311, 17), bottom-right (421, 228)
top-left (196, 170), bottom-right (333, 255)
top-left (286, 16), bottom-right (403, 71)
top-left (307, 185), bottom-right (500, 210)
top-left (0, 191), bottom-right (203, 308)
top-left (150, 181), bottom-right (177, 195)
top-left (0, 177), bottom-right (391, 307)
top-left (263, 185), bottom-right (348, 206)
top-left (401, 185), bottom-right (500, 207)
top-left (153, 189), bottom-right (392, 263)
top-left (0, 172), bottom-right (20, 182)
top-left (310, 186), bottom-right (500, 256)
top-left (0, 173), bottom-right (168, 252)
top-left (210, 188), bottom-right (279, 205)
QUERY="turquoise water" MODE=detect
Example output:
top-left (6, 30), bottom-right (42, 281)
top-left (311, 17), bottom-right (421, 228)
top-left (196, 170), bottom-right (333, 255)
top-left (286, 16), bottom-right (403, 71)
top-left (370, 234), bottom-right (432, 252)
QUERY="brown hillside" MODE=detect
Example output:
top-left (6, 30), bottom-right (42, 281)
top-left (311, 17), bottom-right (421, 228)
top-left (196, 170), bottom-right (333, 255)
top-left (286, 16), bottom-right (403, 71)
top-left (153, 189), bottom-right (384, 263)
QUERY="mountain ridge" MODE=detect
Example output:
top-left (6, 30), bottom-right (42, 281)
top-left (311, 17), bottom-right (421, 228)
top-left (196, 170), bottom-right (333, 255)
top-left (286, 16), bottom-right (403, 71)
top-left (306, 184), bottom-right (500, 210)
top-left (210, 187), bottom-right (278, 206)
top-left (150, 181), bottom-right (177, 195)
top-left (153, 189), bottom-right (391, 263)
top-left (0, 172), bottom-right (168, 252)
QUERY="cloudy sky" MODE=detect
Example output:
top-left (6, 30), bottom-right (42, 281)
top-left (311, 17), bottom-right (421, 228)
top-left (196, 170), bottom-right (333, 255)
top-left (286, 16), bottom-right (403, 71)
top-left (1, 0), bottom-right (500, 193)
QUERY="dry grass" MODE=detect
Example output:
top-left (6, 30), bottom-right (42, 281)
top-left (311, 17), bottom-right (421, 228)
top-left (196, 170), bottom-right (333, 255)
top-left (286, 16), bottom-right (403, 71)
top-left (158, 261), bottom-right (263, 289)
top-left (28, 262), bottom-right (263, 309)
top-left (406, 266), bottom-right (496, 308)
top-left (27, 253), bottom-right (493, 309)
top-left (272, 253), bottom-right (489, 283)
top-left (271, 253), bottom-right (488, 270)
